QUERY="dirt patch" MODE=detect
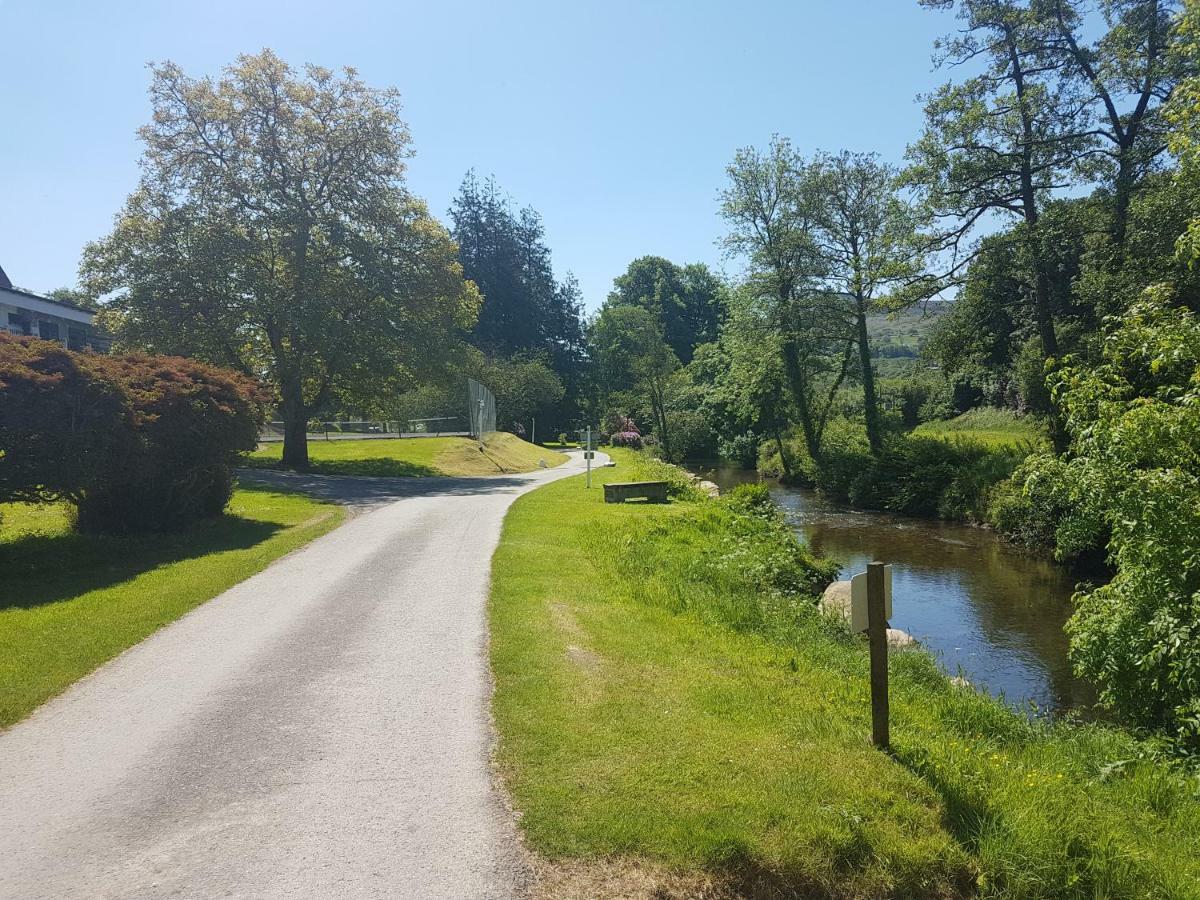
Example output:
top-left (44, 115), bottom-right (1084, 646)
top-left (530, 858), bottom-right (743, 900)
top-left (565, 643), bottom-right (601, 671)
top-left (548, 601), bottom-right (583, 637)
top-left (549, 602), bottom-right (604, 672)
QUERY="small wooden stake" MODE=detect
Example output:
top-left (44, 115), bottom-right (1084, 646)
top-left (866, 561), bottom-right (890, 751)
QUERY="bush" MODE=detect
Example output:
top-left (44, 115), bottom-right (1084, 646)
top-left (662, 409), bottom-right (717, 462)
top-left (74, 354), bottom-right (265, 533)
top-left (0, 336), bottom-right (136, 505)
top-left (610, 431), bottom-right (644, 449)
top-left (757, 417), bottom-right (1026, 524)
top-left (0, 336), bottom-right (264, 533)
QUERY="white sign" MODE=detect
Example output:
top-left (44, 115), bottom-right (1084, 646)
top-left (849, 565), bottom-right (892, 633)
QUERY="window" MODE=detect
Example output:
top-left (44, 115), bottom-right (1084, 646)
top-left (67, 326), bottom-right (86, 351)
top-left (37, 320), bottom-right (60, 341)
top-left (7, 313), bottom-right (31, 336)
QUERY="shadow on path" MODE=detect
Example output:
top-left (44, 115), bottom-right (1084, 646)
top-left (235, 467), bottom-right (552, 509)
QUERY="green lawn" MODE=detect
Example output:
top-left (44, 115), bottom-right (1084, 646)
top-left (914, 408), bottom-right (1048, 451)
top-left (0, 487), bottom-right (343, 728)
top-left (490, 449), bottom-right (1200, 899)
top-left (246, 432), bottom-right (567, 477)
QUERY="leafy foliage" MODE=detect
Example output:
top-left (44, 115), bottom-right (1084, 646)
top-left (449, 172), bottom-right (588, 430)
top-left (605, 256), bottom-right (726, 364)
top-left (0, 336), bottom-right (264, 533)
top-left (1046, 292), bottom-right (1200, 743)
top-left (0, 336), bottom-right (136, 506)
top-left (83, 51), bottom-right (478, 468)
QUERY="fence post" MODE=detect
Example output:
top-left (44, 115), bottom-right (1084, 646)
top-left (867, 560), bottom-right (890, 751)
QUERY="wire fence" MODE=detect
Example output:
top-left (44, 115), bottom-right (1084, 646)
top-left (258, 378), bottom-right (497, 442)
top-left (467, 378), bottom-right (497, 439)
top-left (258, 418), bottom-right (469, 442)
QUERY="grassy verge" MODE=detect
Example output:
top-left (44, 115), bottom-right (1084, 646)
top-left (246, 432), bottom-right (567, 477)
top-left (913, 408), bottom-right (1048, 452)
top-left (490, 449), bottom-right (1200, 899)
top-left (0, 486), bottom-right (343, 728)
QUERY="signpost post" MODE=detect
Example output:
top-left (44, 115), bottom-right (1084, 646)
top-left (586, 426), bottom-right (592, 488)
top-left (866, 561), bottom-right (890, 751)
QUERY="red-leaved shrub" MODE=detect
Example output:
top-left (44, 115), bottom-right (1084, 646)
top-left (0, 335), bottom-right (266, 533)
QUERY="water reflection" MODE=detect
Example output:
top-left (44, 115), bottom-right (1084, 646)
top-left (691, 463), bottom-right (1097, 717)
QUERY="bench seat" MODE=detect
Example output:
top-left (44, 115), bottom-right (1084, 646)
top-left (603, 480), bottom-right (669, 504)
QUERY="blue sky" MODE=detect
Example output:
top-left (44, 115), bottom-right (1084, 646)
top-left (0, 1), bottom-right (952, 311)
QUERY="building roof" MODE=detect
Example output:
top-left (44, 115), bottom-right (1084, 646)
top-left (0, 284), bottom-right (95, 324)
top-left (0, 264), bottom-right (11, 291)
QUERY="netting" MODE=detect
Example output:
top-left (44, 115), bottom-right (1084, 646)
top-left (467, 378), bottom-right (497, 438)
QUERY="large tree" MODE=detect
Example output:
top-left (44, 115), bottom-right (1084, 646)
top-left (809, 151), bottom-right (931, 453)
top-left (719, 137), bottom-right (856, 464)
top-left (1043, 0), bottom-right (1184, 250)
top-left (606, 256), bottom-right (726, 364)
top-left (591, 304), bottom-right (680, 457)
top-left (83, 51), bottom-right (479, 468)
top-left (908, 0), bottom-right (1089, 447)
top-left (449, 172), bottom-right (588, 429)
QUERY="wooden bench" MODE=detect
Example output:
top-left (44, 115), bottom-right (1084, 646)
top-left (603, 480), bottom-right (669, 504)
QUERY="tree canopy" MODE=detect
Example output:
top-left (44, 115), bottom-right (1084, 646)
top-left (83, 50), bottom-right (479, 467)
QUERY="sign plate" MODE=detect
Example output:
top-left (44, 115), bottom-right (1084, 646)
top-left (584, 451), bottom-right (595, 459)
top-left (849, 565), bottom-right (892, 633)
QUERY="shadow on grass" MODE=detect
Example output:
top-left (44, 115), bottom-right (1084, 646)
top-left (893, 743), bottom-right (1002, 861)
top-left (243, 457), bottom-right (440, 478)
top-left (0, 504), bottom-right (283, 612)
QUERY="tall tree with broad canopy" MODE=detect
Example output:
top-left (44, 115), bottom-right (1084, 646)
top-left (606, 256), bottom-right (726, 364)
top-left (908, 0), bottom-right (1090, 448)
top-left (449, 172), bottom-right (588, 430)
top-left (1042, 0), bottom-right (1185, 251)
top-left (808, 151), bottom-right (932, 453)
top-left (719, 137), bottom-right (856, 465)
top-left (83, 51), bottom-right (480, 469)
top-left (591, 304), bottom-right (680, 458)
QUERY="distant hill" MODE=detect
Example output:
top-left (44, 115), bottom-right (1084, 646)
top-left (868, 301), bottom-right (950, 360)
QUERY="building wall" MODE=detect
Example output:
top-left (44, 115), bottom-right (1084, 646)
top-left (1, 289), bottom-right (108, 352)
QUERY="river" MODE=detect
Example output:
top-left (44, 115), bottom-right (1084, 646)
top-left (691, 464), bottom-right (1098, 718)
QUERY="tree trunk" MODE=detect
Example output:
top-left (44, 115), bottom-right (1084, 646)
top-left (855, 300), bottom-right (882, 455)
top-left (279, 374), bottom-right (310, 470)
top-left (774, 428), bottom-right (793, 479)
top-left (1113, 155), bottom-right (1134, 253)
top-left (780, 339), bottom-right (821, 464)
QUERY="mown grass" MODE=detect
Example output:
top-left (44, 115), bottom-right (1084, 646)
top-left (490, 449), bottom-right (1200, 899)
top-left (0, 486), bottom-right (343, 728)
top-left (914, 408), bottom-right (1048, 452)
top-left (246, 432), bottom-right (567, 477)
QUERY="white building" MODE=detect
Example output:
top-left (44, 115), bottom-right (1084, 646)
top-left (0, 264), bottom-right (109, 352)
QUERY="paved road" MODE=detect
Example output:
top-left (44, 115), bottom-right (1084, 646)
top-left (0, 451), bottom-right (603, 900)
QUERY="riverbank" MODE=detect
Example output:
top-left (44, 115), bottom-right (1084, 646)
top-left (691, 465), bottom-right (1096, 718)
top-left (490, 449), bottom-right (1200, 899)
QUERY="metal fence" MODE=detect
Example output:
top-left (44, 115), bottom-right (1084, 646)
top-left (467, 378), bottom-right (497, 439)
top-left (259, 419), bottom-right (469, 442)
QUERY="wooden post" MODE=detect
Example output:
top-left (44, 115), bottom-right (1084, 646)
top-left (866, 560), bottom-right (890, 751)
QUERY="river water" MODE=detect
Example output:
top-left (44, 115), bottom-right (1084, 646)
top-left (691, 464), bottom-right (1098, 718)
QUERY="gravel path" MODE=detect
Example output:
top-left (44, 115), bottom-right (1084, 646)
top-left (0, 451), bottom-right (601, 899)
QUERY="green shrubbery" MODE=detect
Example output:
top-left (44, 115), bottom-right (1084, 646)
top-left (759, 417), bottom-right (1025, 522)
top-left (0, 335), bottom-right (264, 533)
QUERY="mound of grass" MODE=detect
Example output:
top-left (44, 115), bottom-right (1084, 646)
top-left (246, 432), bottom-right (567, 477)
top-left (0, 487), bottom-right (342, 728)
top-left (491, 448), bottom-right (1200, 899)
top-left (914, 408), bottom-right (1048, 451)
